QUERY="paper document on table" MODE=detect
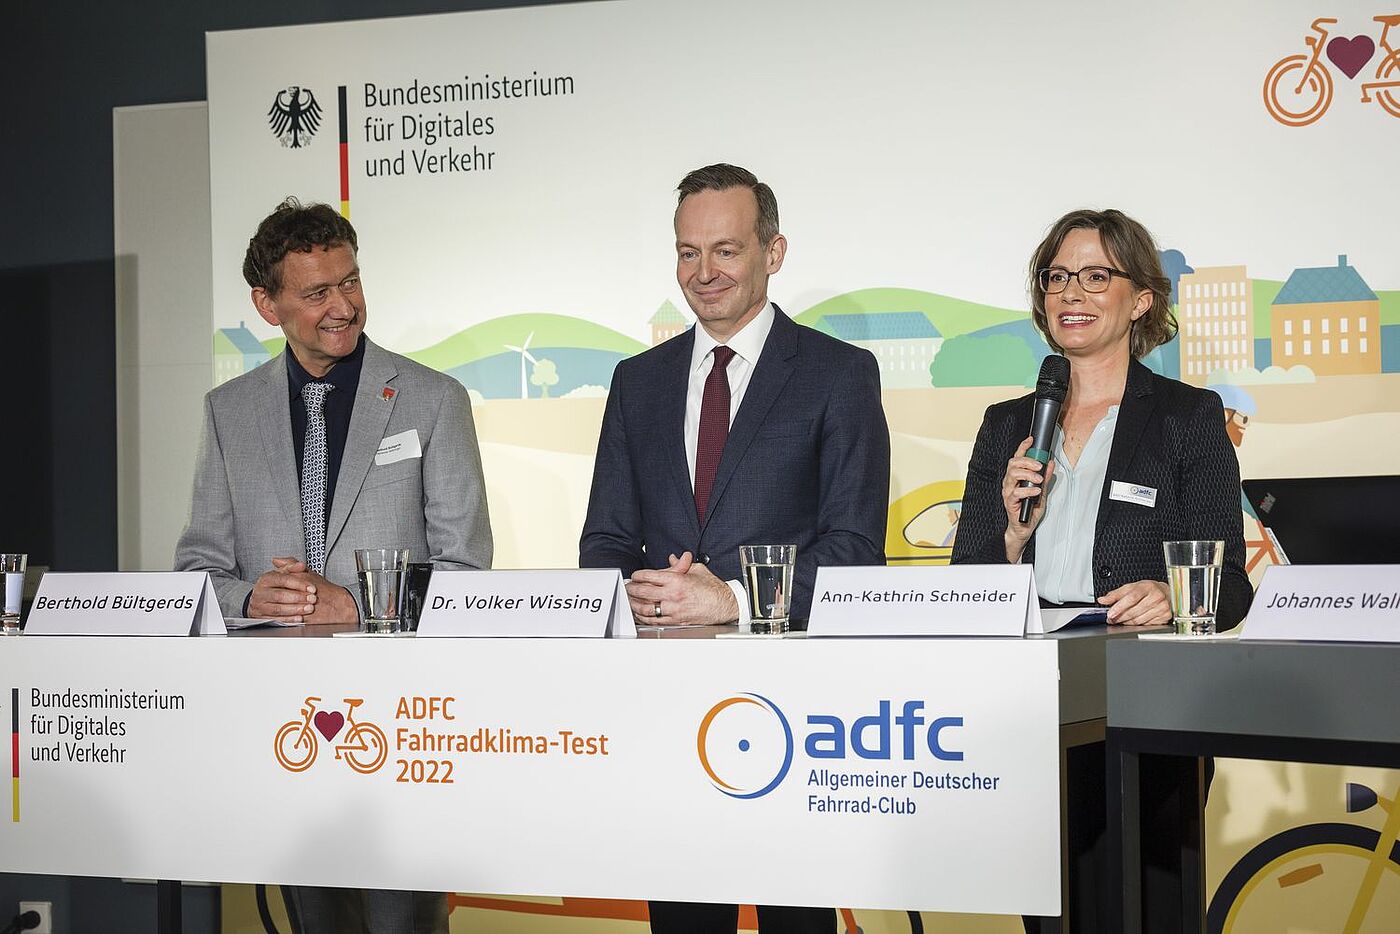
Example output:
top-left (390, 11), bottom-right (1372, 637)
top-left (223, 618), bottom-right (304, 630)
top-left (635, 621), bottom-right (720, 632)
top-left (1038, 606), bottom-right (1108, 633)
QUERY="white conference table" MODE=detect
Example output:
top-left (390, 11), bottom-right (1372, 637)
top-left (1, 622), bottom-right (1140, 933)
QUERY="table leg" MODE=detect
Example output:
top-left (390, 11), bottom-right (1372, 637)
top-left (1106, 732), bottom-right (1141, 934)
top-left (1162, 754), bottom-right (1205, 934)
top-left (157, 879), bottom-right (182, 934)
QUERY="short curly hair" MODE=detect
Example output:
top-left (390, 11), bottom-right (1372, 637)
top-left (1028, 208), bottom-right (1176, 360)
top-left (242, 197), bottom-right (358, 294)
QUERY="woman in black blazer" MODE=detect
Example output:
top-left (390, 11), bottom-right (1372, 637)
top-left (952, 208), bottom-right (1251, 629)
top-left (954, 209), bottom-right (1251, 934)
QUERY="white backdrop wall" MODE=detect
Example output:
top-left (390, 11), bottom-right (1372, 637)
top-left (97, 2), bottom-right (1400, 929)
top-left (204, 0), bottom-right (1400, 571)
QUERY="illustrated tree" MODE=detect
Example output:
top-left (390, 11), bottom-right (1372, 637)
top-left (928, 334), bottom-right (1040, 387)
top-left (530, 358), bottom-right (560, 398)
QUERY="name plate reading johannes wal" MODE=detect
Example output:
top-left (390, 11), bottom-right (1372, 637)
top-left (417, 569), bottom-right (634, 638)
top-left (25, 572), bottom-right (225, 636)
top-left (1243, 564), bottom-right (1400, 643)
top-left (808, 565), bottom-right (1041, 637)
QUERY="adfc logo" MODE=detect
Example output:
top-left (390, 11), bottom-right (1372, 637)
top-left (696, 693), bottom-right (794, 799)
top-left (1264, 15), bottom-right (1400, 126)
top-left (267, 85), bottom-right (323, 148)
top-left (274, 696), bottom-right (387, 774)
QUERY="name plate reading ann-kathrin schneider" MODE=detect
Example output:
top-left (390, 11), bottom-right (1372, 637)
top-left (416, 569), bottom-right (634, 638)
top-left (807, 565), bottom-right (1041, 637)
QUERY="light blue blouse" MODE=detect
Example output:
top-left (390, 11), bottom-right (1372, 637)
top-left (1033, 406), bottom-right (1120, 603)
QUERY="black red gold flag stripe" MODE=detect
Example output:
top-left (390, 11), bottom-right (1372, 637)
top-left (338, 85), bottom-right (350, 218)
top-left (10, 687), bottom-right (18, 822)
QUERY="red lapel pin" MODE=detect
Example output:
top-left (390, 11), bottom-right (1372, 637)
top-left (382, 387), bottom-right (396, 401)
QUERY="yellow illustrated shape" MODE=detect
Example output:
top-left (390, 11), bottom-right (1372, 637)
top-left (886, 479), bottom-right (965, 566)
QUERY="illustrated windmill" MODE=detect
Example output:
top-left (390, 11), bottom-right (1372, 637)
top-left (504, 332), bottom-right (537, 399)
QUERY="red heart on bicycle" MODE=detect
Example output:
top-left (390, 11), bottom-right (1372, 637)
top-left (314, 711), bottom-right (345, 741)
top-left (1326, 36), bottom-right (1375, 79)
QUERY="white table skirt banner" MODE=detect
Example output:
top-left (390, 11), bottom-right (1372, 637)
top-left (0, 636), bottom-right (1060, 915)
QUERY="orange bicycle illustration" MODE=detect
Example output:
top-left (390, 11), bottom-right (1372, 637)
top-left (1264, 15), bottom-right (1400, 126)
top-left (1207, 782), bottom-right (1400, 932)
top-left (274, 696), bottom-right (388, 774)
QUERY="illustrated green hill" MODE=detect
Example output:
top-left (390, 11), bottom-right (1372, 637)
top-left (1252, 280), bottom-right (1283, 337)
top-left (1379, 290), bottom-right (1400, 326)
top-left (793, 288), bottom-right (1025, 338)
top-left (405, 313), bottom-right (646, 370)
top-left (262, 337), bottom-right (286, 357)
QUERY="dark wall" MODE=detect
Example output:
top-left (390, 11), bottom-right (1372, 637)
top-left (0, 0), bottom-right (568, 570)
top-left (0, 2), bottom-right (572, 926)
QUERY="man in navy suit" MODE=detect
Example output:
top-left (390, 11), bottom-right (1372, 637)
top-left (580, 164), bottom-right (890, 933)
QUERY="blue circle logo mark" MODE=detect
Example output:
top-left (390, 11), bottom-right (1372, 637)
top-left (696, 693), bottom-right (794, 799)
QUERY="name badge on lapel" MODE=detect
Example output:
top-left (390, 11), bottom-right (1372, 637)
top-left (1109, 480), bottom-right (1157, 508)
top-left (375, 429), bottom-right (422, 466)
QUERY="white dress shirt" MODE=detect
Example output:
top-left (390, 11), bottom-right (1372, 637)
top-left (683, 302), bottom-right (776, 623)
top-left (1034, 406), bottom-right (1119, 603)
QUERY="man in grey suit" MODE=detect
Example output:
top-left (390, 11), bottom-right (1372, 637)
top-left (175, 198), bottom-right (490, 934)
top-left (579, 165), bottom-right (889, 933)
top-left (176, 198), bottom-right (491, 624)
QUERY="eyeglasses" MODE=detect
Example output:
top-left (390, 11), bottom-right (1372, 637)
top-left (1038, 265), bottom-right (1132, 294)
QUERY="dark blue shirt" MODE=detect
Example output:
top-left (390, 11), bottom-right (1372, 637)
top-left (286, 334), bottom-right (366, 521)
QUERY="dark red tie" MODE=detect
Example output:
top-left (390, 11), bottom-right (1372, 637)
top-left (694, 345), bottom-right (736, 525)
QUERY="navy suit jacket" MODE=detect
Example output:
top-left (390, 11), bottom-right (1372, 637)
top-left (951, 359), bottom-right (1252, 629)
top-left (579, 307), bottom-right (890, 621)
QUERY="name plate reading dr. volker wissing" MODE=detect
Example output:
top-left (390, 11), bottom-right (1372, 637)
top-left (416, 569), bottom-right (634, 637)
top-left (807, 565), bottom-right (1041, 637)
top-left (1243, 564), bottom-right (1400, 642)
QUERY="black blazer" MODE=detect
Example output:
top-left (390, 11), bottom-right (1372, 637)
top-left (579, 307), bottom-right (891, 620)
top-left (951, 359), bottom-right (1252, 629)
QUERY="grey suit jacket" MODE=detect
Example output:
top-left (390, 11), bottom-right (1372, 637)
top-left (175, 338), bottom-right (492, 617)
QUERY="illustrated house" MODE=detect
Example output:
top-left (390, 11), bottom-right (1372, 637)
top-left (1178, 265), bottom-right (1254, 385)
top-left (213, 321), bottom-right (272, 386)
top-left (1270, 256), bottom-right (1380, 377)
top-left (649, 301), bottom-right (689, 346)
top-left (819, 311), bottom-right (942, 389)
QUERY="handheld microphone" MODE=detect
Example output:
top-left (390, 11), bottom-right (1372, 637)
top-left (0, 911), bottom-right (41, 934)
top-left (1018, 354), bottom-right (1070, 524)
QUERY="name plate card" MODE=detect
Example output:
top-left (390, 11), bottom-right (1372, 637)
top-left (417, 569), bottom-right (634, 638)
top-left (25, 572), bottom-right (225, 636)
top-left (1242, 564), bottom-right (1400, 642)
top-left (808, 565), bottom-right (1041, 637)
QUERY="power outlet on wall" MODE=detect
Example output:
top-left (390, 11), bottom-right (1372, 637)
top-left (17, 901), bottom-right (52, 934)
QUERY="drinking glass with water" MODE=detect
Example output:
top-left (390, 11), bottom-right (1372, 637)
top-left (1162, 540), bottom-right (1224, 636)
top-left (739, 544), bottom-right (797, 634)
top-left (354, 548), bottom-right (409, 634)
top-left (1, 553), bottom-right (26, 635)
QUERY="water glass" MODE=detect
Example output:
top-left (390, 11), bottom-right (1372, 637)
top-left (1163, 540), bottom-right (1224, 636)
top-left (355, 548), bottom-right (410, 634)
top-left (2, 553), bottom-right (26, 635)
top-left (739, 544), bottom-right (797, 634)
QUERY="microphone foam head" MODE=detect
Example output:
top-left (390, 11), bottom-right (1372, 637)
top-left (1036, 354), bottom-right (1070, 402)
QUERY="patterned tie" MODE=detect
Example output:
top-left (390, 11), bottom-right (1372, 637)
top-left (300, 382), bottom-right (334, 574)
top-left (694, 345), bottom-right (736, 525)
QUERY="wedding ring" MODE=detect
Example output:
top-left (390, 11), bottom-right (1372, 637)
top-left (653, 601), bottom-right (663, 618)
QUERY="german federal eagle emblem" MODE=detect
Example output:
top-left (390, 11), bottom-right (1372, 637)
top-left (267, 86), bottom-right (322, 149)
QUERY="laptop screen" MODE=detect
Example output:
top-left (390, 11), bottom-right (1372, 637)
top-left (1242, 475), bottom-right (1400, 565)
